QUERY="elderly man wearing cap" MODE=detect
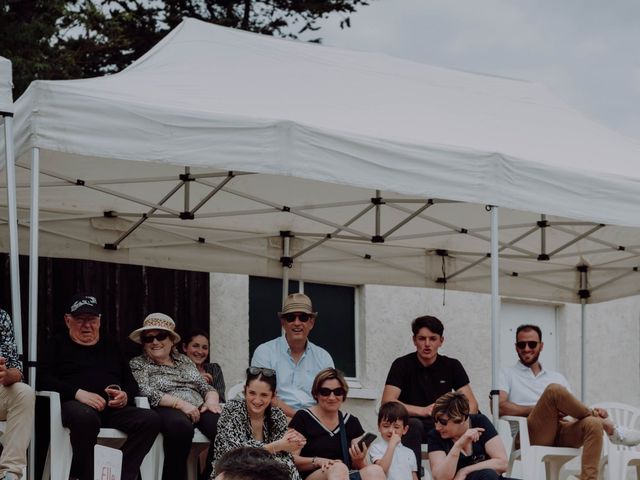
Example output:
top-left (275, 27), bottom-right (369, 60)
top-left (37, 294), bottom-right (161, 480)
top-left (251, 293), bottom-right (334, 418)
top-left (129, 313), bottom-right (222, 480)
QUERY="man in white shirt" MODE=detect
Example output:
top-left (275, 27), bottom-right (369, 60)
top-left (498, 324), bottom-right (640, 480)
top-left (251, 293), bottom-right (334, 417)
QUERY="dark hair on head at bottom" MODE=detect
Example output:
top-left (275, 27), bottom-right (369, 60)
top-left (411, 315), bottom-right (444, 336)
top-left (378, 401), bottom-right (409, 426)
top-left (214, 446), bottom-right (289, 480)
top-left (516, 324), bottom-right (542, 342)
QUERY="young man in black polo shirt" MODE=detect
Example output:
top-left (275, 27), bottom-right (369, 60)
top-left (381, 315), bottom-right (479, 477)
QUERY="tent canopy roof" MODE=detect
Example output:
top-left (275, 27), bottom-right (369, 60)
top-left (4, 18), bottom-right (640, 303)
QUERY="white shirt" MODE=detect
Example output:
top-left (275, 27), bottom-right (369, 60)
top-left (368, 438), bottom-right (417, 480)
top-left (251, 334), bottom-right (334, 410)
top-left (498, 361), bottom-right (571, 406)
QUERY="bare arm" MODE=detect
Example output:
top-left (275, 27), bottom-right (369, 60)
top-left (429, 447), bottom-right (461, 480)
top-left (498, 390), bottom-right (533, 417)
top-left (374, 434), bottom-right (402, 474)
top-left (453, 436), bottom-right (508, 479)
top-left (382, 384), bottom-right (431, 417)
top-left (457, 384), bottom-right (479, 414)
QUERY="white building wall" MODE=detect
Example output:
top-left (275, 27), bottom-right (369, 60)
top-left (210, 273), bottom-right (640, 433)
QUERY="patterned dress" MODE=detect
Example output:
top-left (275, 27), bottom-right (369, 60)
top-left (212, 399), bottom-right (301, 480)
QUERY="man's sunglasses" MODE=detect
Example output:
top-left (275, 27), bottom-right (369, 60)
top-left (141, 332), bottom-right (170, 343)
top-left (435, 416), bottom-right (466, 427)
top-left (318, 387), bottom-right (346, 397)
top-left (247, 367), bottom-right (276, 377)
top-left (516, 341), bottom-right (539, 349)
top-left (281, 312), bottom-right (312, 323)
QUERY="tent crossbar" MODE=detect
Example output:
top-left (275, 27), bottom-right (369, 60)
top-left (37, 225), bottom-right (105, 247)
top-left (375, 189), bottom-right (381, 238)
top-left (552, 224), bottom-right (640, 256)
top-left (384, 198), bottom-right (457, 204)
top-left (190, 172), bottom-right (235, 215)
top-left (120, 207), bottom-right (281, 218)
top-left (183, 167), bottom-right (190, 212)
top-left (590, 253), bottom-right (640, 269)
top-left (387, 203), bottom-right (537, 256)
top-left (382, 202), bottom-right (432, 239)
top-left (34, 167), bottom-right (183, 215)
top-left (590, 269), bottom-right (637, 292)
top-left (109, 180), bottom-right (185, 247)
top-left (441, 226), bottom-right (540, 280)
top-left (547, 224), bottom-right (605, 257)
top-left (456, 268), bottom-right (576, 293)
top-left (589, 265), bottom-right (640, 272)
top-left (292, 204), bottom-right (375, 259)
top-left (216, 185), bottom-right (372, 239)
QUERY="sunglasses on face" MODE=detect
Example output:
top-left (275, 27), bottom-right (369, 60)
top-left (435, 416), bottom-right (466, 427)
top-left (246, 367), bottom-right (276, 377)
top-left (516, 341), bottom-right (539, 349)
top-left (141, 332), bottom-right (170, 343)
top-left (281, 312), bottom-right (312, 323)
top-left (318, 387), bottom-right (346, 397)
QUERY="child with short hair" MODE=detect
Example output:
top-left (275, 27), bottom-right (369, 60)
top-left (369, 401), bottom-right (419, 480)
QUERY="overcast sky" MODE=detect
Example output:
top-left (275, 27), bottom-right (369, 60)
top-left (301, 0), bottom-right (640, 141)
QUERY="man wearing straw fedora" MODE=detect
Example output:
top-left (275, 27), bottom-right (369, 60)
top-left (38, 294), bottom-right (161, 480)
top-left (251, 293), bottom-right (334, 418)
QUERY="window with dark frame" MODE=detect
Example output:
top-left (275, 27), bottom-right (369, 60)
top-left (248, 276), bottom-right (357, 377)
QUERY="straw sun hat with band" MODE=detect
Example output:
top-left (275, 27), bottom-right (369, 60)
top-left (129, 312), bottom-right (181, 344)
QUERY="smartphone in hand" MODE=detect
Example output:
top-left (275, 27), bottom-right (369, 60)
top-left (357, 432), bottom-right (377, 450)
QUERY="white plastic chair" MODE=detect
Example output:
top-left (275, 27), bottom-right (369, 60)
top-left (38, 391), bottom-right (162, 480)
top-left (502, 415), bottom-right (581, 480)
top-left (226, 382), bottom-right (244, 401)
top-left (592, 402), bottom-right (640, 480)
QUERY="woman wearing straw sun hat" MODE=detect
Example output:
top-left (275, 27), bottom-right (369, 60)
top-left (129, 313), bottom-right (222, 480)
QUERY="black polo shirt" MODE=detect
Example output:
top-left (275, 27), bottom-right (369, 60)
top-left (385, 353), bottom-right (470, 406)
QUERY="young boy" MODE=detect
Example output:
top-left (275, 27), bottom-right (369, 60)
top-left (369, 401), bottom-right (419, 480)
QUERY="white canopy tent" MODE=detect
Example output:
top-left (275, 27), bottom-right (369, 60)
top-left (0, 55), bottom-right (23, 352)
top-left (2, 18), bottom-right (640, 409)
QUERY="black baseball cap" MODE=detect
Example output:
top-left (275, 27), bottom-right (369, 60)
top-left (68, 294), bottom-right (101, 316)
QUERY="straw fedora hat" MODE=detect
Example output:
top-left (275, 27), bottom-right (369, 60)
top-left (278, 293), bottom-right (317, 317)
top-left (129, 312), bottom-right (181, 344)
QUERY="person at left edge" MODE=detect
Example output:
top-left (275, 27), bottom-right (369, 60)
top-left (37, 294), bottom-right (161, 480)
top-left (0, 308), bottom-right (35, 480)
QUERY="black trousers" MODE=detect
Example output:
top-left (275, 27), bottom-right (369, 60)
top-left (402, 416), bottom-right (434, 478)
top-left (466, 470), bottom-right (516, 480)
top-left (154, 407), bottom-right (219, 480)
top-left (61, 400), bottom-right (161, 480)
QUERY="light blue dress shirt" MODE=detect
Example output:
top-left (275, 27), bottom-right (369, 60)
top-left (251, 334), bottom-right (334, 410)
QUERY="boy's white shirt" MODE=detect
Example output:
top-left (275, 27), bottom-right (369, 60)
top-left (368, 438), bottom-right (417, 480)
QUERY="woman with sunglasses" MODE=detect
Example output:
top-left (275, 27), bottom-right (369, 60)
top-left (182, 329), bottom-right (227, 401)
top-left (129, 313), bottom-right (222, 480)
top-left (212, 367), bottom-right (306, 480)
top-left (427, 392), bottom-right (513, 480)
top-left (290, 368), bottom-right (385, 480)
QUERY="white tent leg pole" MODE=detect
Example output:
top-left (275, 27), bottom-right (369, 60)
top-left (28, 147), bottom-right (39, 480)
top-left (490, 206), bottom-right (500, 425)
top-left (282, 235), bottom-right (290, 307)
top-left (581, 299), bottom-right (586, 402)
top-left (3, 116), bottom-right (23, 353)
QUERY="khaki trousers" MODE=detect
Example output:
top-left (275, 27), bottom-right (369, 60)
top-left (0, 382), bottom-right (35, 479)
top-left (527, 383), bottom-right (603, 480)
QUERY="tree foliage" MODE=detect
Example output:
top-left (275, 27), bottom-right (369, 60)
top-left (1, 0), bottom-right (370, 99)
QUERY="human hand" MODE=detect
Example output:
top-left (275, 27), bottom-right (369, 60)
top-left (75, 389), bottom-right (107, 411)
top-left (105, 387), bottom-right (128, 409)
top-left (318, 458), bottom-right (341, 473)
top-left (276, 429), bottom-right (306, 453)
top-left (423, 403), bottom-right (434, 417)
top-left (201, 391), bottom-right (222, 414)
top-left (349, 440), bottom-right (367, 468)
top-left (591, 407), bottom-right (608, 419)
top-left (179, 400), bottom-right (200, 423)
top-left (389, 431), bottom-right (402, 447)
top-left (453, 468), bottom-right (468, 480)
top-left (0, 357), bottom-right (7, 385)
top-left (201, 372), bottom-right (214, 385)
top-left (455, 427), bottom-right (484, 449)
